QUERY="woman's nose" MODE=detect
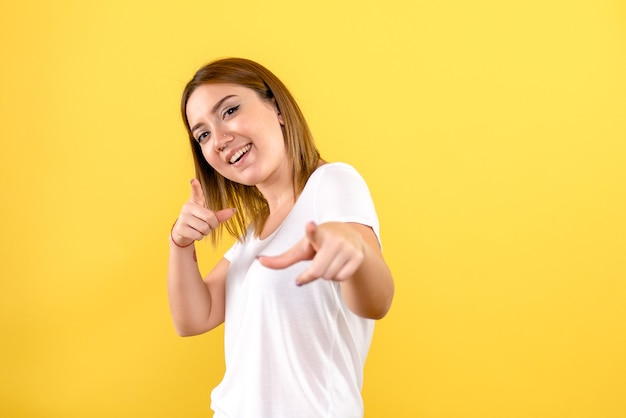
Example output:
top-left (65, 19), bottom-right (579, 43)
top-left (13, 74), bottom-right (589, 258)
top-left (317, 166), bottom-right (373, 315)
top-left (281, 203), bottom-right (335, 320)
top-left (214, 131), bottom-right (234, 152)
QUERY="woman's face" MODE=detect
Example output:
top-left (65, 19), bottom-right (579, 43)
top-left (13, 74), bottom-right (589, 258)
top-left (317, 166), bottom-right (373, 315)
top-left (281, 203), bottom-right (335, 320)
top-left (186, 83), bottom-right (288, 187)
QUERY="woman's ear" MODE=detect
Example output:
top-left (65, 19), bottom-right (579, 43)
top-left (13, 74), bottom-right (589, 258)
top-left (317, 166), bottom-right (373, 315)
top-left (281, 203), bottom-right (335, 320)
top-left (273, 99), bottom-right (284, 125)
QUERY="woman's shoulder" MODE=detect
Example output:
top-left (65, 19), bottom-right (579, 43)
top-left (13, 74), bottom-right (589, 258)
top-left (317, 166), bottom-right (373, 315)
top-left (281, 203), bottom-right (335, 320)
top-left (311, 161), bottom-right (362, 179)
top-left (304, 161), bottom-right (370, 194)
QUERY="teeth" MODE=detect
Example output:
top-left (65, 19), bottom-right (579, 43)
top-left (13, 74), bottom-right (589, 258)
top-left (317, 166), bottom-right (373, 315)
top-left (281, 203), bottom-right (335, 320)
top-left (229, 144), bottom-right (251, 164)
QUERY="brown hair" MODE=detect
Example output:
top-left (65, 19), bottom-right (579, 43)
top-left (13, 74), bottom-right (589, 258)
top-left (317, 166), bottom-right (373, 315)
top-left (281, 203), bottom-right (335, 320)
top-left (181, 58), bottom-right (321, 244)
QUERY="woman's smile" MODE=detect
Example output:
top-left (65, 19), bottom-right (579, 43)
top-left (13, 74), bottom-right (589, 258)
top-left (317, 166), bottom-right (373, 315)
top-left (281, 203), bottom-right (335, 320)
top-left (227, 143), bottom-right (252, 165)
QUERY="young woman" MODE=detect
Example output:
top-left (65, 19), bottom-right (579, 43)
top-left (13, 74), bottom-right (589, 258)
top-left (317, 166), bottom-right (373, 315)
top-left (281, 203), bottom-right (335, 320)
top-left (168, 58), bottom-right (394, 418)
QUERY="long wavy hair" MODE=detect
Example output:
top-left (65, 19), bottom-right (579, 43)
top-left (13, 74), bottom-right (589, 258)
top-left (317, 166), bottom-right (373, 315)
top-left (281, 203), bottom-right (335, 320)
top-left (181, 58), bottom-right (321, 244)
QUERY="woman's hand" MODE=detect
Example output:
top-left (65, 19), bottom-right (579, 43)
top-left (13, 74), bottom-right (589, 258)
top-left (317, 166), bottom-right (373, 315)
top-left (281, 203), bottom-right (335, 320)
top-left (258, 222), bottom-right (366, 286)
top-left (171, 179), bottom-right (235, 247)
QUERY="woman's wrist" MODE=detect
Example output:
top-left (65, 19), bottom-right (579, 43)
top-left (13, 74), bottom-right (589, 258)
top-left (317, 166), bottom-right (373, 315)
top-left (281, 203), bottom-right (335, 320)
top-left (170, 220), bottom-right (194, 248)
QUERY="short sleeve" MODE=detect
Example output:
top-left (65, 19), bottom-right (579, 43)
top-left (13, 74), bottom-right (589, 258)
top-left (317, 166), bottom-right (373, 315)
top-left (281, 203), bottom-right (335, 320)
top-left (312, 163), bottom-right (381, 246)
top-left (223, 239), bottom-right (241, 262)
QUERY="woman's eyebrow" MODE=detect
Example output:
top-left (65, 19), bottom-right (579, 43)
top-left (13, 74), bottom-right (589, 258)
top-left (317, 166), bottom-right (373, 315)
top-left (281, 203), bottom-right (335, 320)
top-left (211, 94), bottom-right (237, 114)
top-left (190, 94), bottom-right (237, 133)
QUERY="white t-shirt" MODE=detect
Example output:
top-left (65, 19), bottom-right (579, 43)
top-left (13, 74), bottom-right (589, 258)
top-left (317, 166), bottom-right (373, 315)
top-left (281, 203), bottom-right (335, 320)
top-left (211, 163), bottom-right (380, 418)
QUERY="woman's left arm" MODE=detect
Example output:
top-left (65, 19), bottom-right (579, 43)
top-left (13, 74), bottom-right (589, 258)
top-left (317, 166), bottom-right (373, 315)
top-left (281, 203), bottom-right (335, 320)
top-left (337, 222), bottom-right (394, 319)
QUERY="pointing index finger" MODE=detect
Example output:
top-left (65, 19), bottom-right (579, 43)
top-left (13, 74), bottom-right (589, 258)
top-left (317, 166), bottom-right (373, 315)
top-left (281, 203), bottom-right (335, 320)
top-left (190, 178), bottom-right (206, 207)
top-left (257, 237), bottom-right (315, 270)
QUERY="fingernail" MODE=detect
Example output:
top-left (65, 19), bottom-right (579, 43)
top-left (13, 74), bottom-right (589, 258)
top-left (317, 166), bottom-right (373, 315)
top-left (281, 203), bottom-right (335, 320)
top-left (296, 281), bottom-right (302, 287)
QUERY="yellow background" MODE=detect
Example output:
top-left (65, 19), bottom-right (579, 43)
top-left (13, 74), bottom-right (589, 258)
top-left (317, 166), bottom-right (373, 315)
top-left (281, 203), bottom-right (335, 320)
top-left (1, 0), bottom-right (625, 417)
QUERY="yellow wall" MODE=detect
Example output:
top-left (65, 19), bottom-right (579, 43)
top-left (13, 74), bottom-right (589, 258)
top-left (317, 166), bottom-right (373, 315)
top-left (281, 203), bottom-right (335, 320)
top-left (1, 0), bottom-right (625, 417)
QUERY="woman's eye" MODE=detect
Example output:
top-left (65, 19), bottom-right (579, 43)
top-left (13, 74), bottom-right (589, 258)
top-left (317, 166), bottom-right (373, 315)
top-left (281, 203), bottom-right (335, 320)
top-left (223, 105), bottom-right (240, 118)
top-left (197, 132), bottom-right (210, 144)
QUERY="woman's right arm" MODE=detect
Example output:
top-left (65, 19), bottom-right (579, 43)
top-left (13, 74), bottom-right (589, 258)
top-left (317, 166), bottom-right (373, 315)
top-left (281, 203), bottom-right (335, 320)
top-left (168, 245), bottom-right (229, 336)
top-left (167, 179), bottom-right (235, 336)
